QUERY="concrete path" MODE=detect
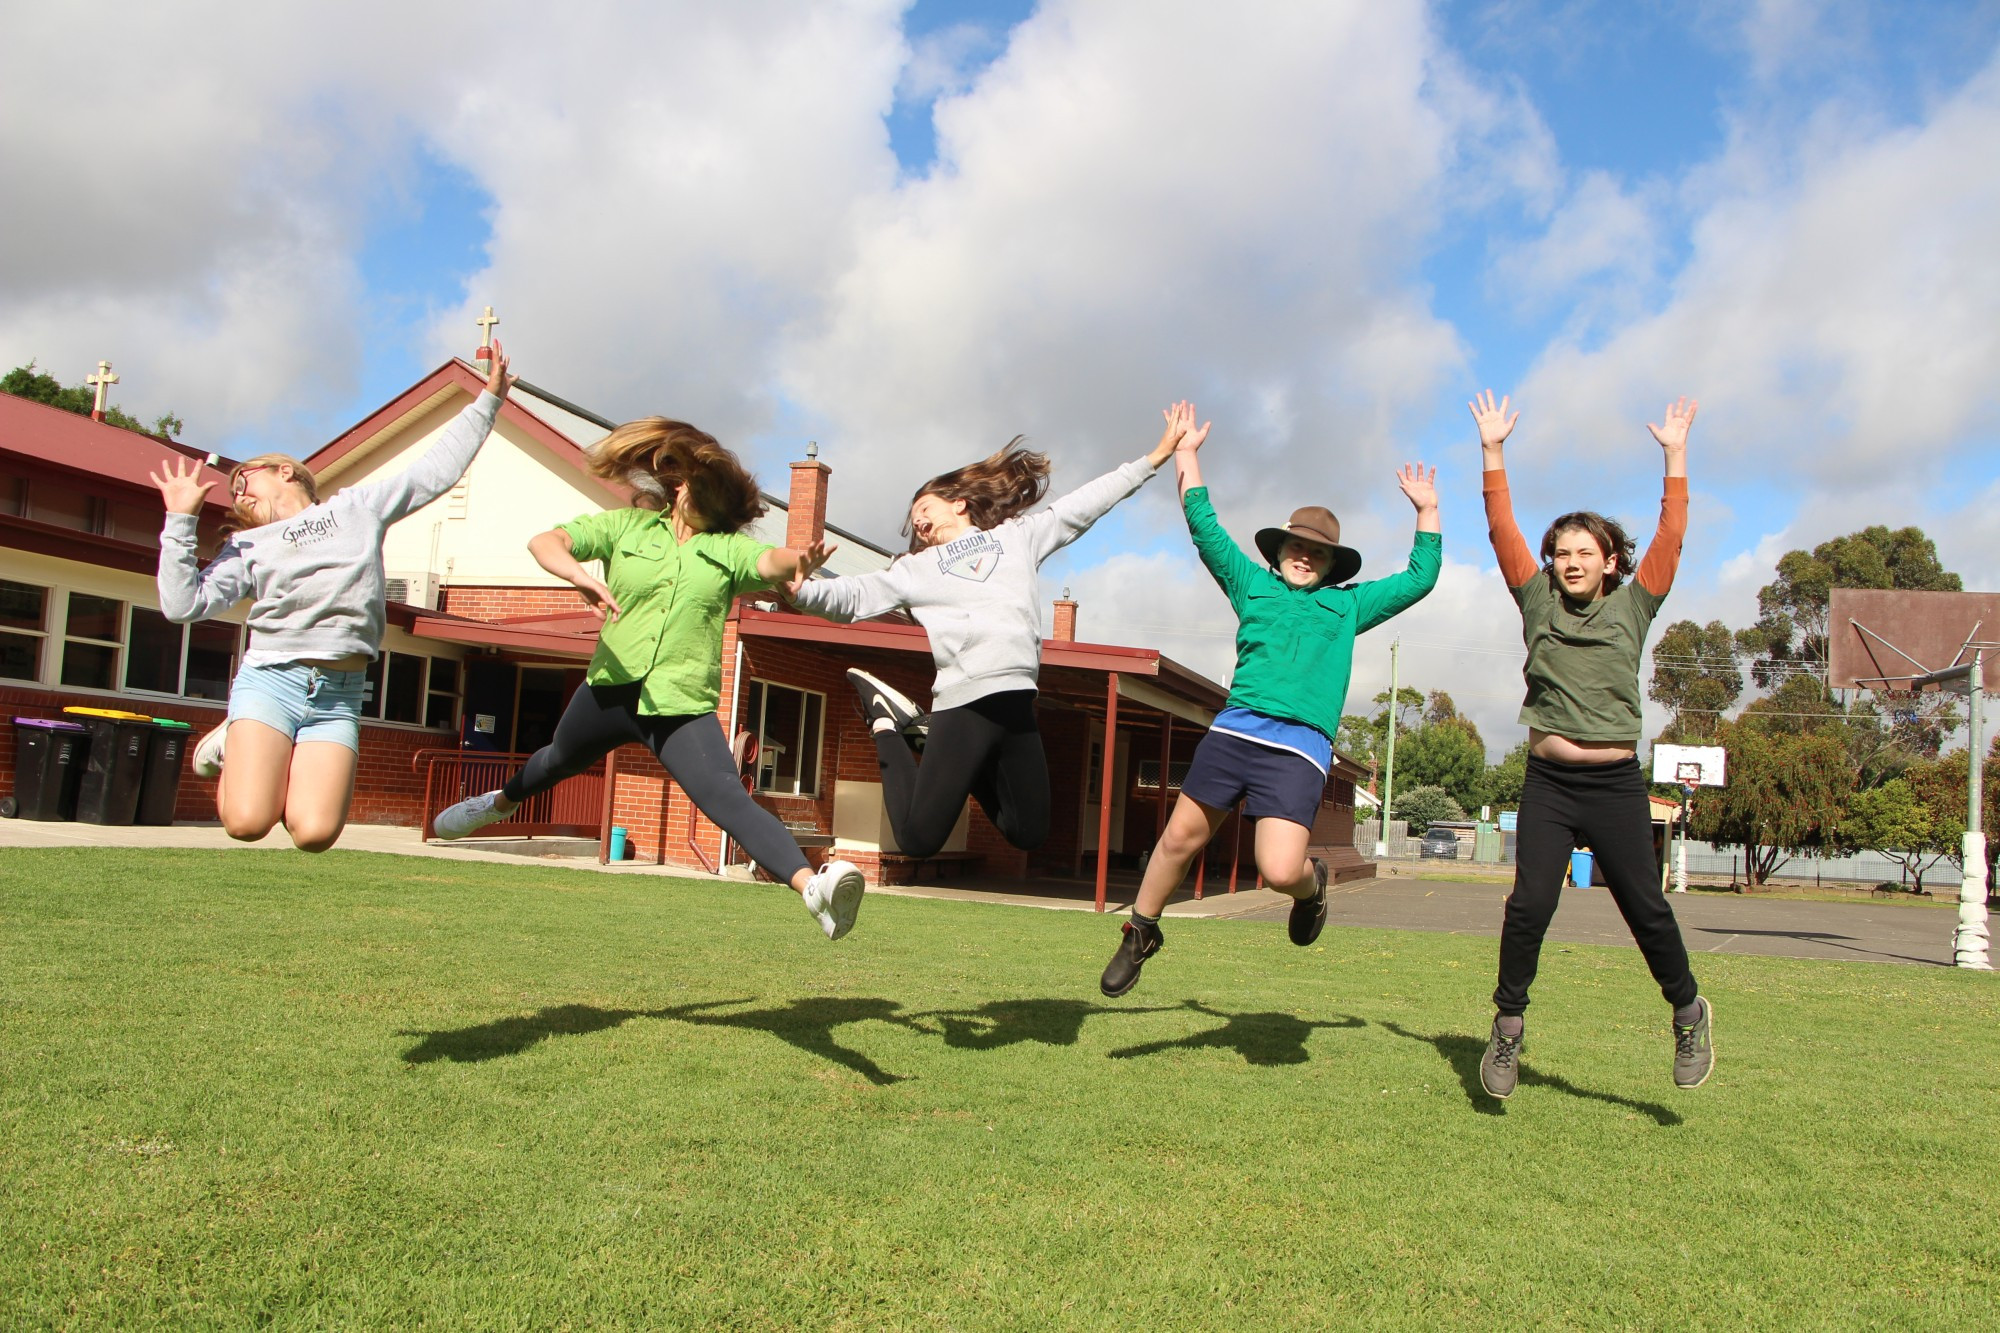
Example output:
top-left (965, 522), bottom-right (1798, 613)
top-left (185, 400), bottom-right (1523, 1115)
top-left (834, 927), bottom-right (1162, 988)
top-left (0, 819), bottom-right (1971, 966)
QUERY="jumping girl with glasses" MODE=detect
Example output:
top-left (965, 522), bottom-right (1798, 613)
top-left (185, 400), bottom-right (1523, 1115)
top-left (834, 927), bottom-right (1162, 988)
top-left (150, 344), bottom-right (516, 851)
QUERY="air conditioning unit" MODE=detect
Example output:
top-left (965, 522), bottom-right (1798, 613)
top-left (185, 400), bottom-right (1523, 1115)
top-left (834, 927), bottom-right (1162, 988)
top-left (384, 572), bottom-right (442, 609)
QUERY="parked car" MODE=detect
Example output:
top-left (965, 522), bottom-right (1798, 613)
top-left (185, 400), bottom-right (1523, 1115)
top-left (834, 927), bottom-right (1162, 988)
top-left (1419, 828), bottom-right (1460, 859)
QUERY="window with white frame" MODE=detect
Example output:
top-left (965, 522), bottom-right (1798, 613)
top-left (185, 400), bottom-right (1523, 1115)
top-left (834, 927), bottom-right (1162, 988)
top-left (0, 579), bottom-right (48, 681)
top-left (123, 609), bottom-right (240, 700)
top-left (742, 679), bottom-right (825, 797)
top-left (360, 650), bottom-right (460, 729)
top-left (60, 593), bottom-right (124, 690)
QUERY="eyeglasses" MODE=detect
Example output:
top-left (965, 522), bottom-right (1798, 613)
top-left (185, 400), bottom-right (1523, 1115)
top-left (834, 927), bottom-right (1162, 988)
top-left (230, 464), bottom-right (275, 497)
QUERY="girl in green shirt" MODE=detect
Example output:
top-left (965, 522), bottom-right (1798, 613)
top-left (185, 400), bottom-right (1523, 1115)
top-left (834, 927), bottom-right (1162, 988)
top-left (431, 418), bottom-right (867, 941)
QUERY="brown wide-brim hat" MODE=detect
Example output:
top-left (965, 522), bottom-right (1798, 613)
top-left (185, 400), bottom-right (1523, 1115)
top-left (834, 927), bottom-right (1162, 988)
top-left (1254, 505), bottom-right (1363, 586)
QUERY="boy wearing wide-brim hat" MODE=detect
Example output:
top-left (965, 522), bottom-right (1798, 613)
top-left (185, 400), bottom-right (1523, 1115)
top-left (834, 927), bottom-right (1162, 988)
top-left (1101, 409), bottom-right (1441, 998)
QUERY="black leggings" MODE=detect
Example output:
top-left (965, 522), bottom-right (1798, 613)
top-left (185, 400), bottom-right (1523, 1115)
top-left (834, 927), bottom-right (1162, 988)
top-left (502, 682), bottom-right (810, 885)
top-left (876, 689), bottom-right (1049, 859)
top-left (1494, 755), bottom-right (1699, 1015)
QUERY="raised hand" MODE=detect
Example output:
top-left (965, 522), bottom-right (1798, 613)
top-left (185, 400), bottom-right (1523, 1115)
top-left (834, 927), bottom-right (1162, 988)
top-left (1149, 400), bottom-right (1210, 466)
top-left (1648, 396), bottom-right (1697, 451)
top-left (1397, 463), bottom-right (1439, 511)
top-left (148, 455), bottom-right (215, 515)
top-left (485, 337), bottom-right (518, 400)
top-left (572, 572), bottom-right (622, 623)
top-left (784, 539), bottom-right (837, 597)
top-left (1468, 389), bottom-right (1518, 454)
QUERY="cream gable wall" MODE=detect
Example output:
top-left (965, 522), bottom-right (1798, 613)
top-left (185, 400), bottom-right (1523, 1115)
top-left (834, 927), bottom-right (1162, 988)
top-left (320, 391), bottom-right (613, 591)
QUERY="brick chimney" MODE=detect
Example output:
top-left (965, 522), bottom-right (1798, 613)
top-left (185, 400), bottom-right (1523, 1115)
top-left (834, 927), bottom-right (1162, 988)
top-left (1051, 587), bottom-right (1078, 642)
top-left (786, 441), bottom-right (830, 551)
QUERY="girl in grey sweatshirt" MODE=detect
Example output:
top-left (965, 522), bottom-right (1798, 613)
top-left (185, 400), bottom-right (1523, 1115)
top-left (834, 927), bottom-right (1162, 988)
top-left (785, 404), bottom-right (1187, 861)
top-left (150, 344), bottom-right (515, 852)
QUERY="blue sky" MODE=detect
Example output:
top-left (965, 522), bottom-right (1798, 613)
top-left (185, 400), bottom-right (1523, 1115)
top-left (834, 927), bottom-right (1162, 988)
top-left (8, 0), bottom-right (1999, 749)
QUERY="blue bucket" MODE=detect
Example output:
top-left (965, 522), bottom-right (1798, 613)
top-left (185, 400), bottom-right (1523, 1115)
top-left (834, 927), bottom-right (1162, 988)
top-left (609, 826), bottom-right (629, 861)
top-left (1570, 849), bottom-right (1595, 887)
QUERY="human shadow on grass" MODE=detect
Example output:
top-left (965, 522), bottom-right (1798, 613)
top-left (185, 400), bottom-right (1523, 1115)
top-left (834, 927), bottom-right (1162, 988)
top-left (910, 998), bottom-right (1179, 1050)
top-left (401, 997), bottom-right (927, 1086)
top-left (1375, 1020), bottom-right (1683, 1125)
top-left (1106, 1000), bottom-right (1365, 1066)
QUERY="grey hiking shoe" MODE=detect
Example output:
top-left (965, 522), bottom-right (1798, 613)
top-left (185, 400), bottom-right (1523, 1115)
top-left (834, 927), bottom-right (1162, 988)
top-left (1288, 856), bottom-right (1329, 946)
top-left (1100, 919), bottom-right (1163, 998)
top-left (1480, 1016), bottom-right (1523, 1099)
top-left (1673, 996), bottom-right (1715, 1088)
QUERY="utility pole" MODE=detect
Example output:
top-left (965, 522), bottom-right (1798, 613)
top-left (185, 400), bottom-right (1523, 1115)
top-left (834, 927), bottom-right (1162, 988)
top-left (1373, 638), bottom-right (1400, 858)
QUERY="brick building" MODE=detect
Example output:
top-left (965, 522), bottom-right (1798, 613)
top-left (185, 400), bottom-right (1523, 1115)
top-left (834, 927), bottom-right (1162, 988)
top-left (1, 339), bottom-right (1374, 901)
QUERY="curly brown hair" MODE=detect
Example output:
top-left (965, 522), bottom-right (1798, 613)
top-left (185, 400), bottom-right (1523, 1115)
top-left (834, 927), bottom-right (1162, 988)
top-left (1539, 510), bottom-right (1637, 593)
top-left (588, 417), bottom-right (767, 533)
top-left (903, 438), bottom-right (1051, 552)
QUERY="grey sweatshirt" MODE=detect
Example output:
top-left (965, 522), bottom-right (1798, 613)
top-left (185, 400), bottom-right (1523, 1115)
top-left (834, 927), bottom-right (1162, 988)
top-left (789, 456), bottom-right (1160, 709)
top-left (157, 391), bottom-right (503, 664)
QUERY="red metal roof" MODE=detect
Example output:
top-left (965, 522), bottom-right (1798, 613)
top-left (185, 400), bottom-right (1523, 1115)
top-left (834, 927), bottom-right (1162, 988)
top-left (0, 391), bottom-right (230, 510)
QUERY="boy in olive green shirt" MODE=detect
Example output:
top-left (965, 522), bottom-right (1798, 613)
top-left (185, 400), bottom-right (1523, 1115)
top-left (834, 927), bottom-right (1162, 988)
top-left (1101, 409), bottom-right (1440, 997)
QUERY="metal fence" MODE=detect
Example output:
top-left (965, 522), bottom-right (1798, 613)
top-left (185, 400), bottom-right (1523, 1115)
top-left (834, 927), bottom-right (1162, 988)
top-left (1355, 818), bottom-right (1956, 887)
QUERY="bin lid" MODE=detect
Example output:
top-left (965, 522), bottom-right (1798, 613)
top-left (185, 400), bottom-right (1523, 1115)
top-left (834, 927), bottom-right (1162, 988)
top-left (62, 706), bottom-right (155, 722)
top-left (14, 716), bottom-right (87, 730)
top-left (150, 718), bottom-right (195, 729)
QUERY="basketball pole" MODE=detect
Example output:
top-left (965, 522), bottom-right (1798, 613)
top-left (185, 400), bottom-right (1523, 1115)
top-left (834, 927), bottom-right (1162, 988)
top-left (1956, 648), bottom-right (1990, 970)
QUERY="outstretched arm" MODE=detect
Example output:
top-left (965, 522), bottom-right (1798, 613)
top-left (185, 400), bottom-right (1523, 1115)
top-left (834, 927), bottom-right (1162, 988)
top-left (785, 564), bottom-right (913, 623)
top-left (151, 455), bottom-right (249, 621)
top-left (1168, 399), bottom-right (1211, 500)
top-left (353, 340), bottom-right (517, 523)
top-left (1471, 390), bottom-right (1536, 589)
top-left (766, 539), bottom-right (835, 588)
top-left (1634, 396), bottom-right (1695, 597)
top-left (1353, 463), bottom-right (1443, 631)
top-left (1022, 404), bottom-right (1188, 561)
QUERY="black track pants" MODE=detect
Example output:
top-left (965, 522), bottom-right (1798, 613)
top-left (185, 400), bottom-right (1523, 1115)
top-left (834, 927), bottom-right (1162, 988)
top-left (874, 689), bottom-right (1050, 859)
top-left (1493, 755), bottom-right (1699, 1015)
top-left (502, 682), bottom-right (810, 884)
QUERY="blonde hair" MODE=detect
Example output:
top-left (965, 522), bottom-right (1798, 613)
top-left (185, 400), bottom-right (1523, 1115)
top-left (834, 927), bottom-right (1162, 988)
top-left (587, 417), bottom-right (766, 533)
top-left (226, 453), bottom-right (317, 529)
top-left (904, 439), bottom-right (1050, 552)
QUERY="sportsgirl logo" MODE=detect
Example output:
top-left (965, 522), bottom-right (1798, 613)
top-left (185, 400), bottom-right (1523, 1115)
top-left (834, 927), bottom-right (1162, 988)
top-left (282, 512), bottom-right (341, 544)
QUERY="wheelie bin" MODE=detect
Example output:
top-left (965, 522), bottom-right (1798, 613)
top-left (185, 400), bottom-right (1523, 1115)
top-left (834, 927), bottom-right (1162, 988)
top-left (63, 707), bottom-right (157, 825)
top-left (4, 717), bottom-right (90, 820)
top-left (136, 717), bottom-right (195, 825)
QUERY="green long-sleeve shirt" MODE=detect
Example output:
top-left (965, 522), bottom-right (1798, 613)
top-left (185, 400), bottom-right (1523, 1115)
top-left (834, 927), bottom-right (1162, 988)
top-left (1184, 486), bottom-right (1440, 742)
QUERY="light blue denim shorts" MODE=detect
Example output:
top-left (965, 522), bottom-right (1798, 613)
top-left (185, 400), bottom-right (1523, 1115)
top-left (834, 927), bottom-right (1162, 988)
top-left (226, 660), bottom-right (366, 751)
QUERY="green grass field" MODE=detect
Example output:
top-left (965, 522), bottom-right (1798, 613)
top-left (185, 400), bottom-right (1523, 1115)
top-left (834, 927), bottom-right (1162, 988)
top-left (3, 848), bottom-right (1997, 1329)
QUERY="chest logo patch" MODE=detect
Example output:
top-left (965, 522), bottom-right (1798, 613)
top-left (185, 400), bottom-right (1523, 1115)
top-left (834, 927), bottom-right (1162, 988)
top-left (936, 530), bottom-right (1004, 582)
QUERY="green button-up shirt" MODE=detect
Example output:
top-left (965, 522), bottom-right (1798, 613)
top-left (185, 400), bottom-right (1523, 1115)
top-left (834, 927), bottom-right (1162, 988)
top-left (559, 508), bottom-right (773, 717)
top-left (1185, 486), bottom-right (1440, 742)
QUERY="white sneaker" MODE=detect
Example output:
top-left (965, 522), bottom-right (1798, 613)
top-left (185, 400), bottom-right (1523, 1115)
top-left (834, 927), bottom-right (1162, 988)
top-left (434, 790), bottom-right (512, 841)
top-left (802, 858), bottom-right (867, 940)
top-left (191, 722), bottom-right (227, 778)
top-left (845, 668), bottom-right (924, 735)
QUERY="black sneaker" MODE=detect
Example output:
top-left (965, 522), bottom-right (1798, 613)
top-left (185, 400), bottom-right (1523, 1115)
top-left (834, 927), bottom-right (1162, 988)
top-left (1288, 856), bottom-right (1329, 946)
top-left (1100, 919), bottom-right (1163, 998)
top-left (846, 668), bottom-right (924, 734)
top-left (1480, 1016), bottom-right (1523, 1099)
top-left (1673, 996), bottom-right (1715, 1088)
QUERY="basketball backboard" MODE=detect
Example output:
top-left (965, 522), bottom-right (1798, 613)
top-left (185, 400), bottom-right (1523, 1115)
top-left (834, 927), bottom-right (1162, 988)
top-left (1828, 590), bottom-right (2000, 692)
top-left (1651, 743), bottom-right (1726, 787)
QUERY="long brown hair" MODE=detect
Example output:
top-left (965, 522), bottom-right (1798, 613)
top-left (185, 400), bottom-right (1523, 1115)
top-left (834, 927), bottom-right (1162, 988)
top-left (1540, 510), bottom-right (1636, 593)
top-left (904, 438), bottom-right (1050, 552)
top-left (588, 417), bottom-right (766, 534)
top-left (226, 453), bottom-right (318, 530)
